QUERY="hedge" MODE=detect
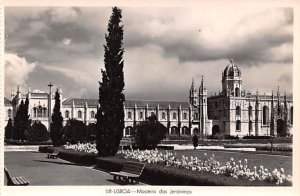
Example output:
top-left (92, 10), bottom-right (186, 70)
top-left (5, 139), bottom-right (52, 145)
top-left (96, 156), bottom-right (291, 186)
top-left (38, 146), bottom-right (97, 165)
top-left (223, 144), bottom-right (292, 152)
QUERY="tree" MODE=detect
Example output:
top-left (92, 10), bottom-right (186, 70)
top-left (25, 121), bottom-right (49, 142)
top-left (13, 101), bottom-right (23, 140)
top-left (86, 123), bottom-right (97, 142)
top-left (13, 98), bottom-right (30, 140)
top-left (50, 89), bottom-right (63, 146)
top-left (5, 118), bottom-right (13, 139)
top-left (133, 115), bottom-right (167, 149)
top-left (62, 119), bottom-right (87, 144)
top-left (96, 7), bottom-right (125, 157)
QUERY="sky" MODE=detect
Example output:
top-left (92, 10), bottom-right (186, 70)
top-left (4, 6), bottom-right (293, 101)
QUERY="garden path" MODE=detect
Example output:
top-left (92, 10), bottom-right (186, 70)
top-left (5, 151), bottom-right (120, 185)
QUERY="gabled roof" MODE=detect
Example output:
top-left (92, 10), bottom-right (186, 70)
top-left (4, 97), bottom-right (12, 106)
top-left (124, 100), bottom-right (190, 108)
top-left (62, 98), bottom-right (98, 107)
top-left (62, 98), bottom-right (191, 109)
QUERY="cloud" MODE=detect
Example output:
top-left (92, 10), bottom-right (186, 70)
top-left (4, 7), bottom-right (293, 101)
top-left (48, 7), bottom-right (80, 23)
top-left (63, 38), bottom-right (72, 45)
top-left (5, 53), bottom-right (36, 97)
top-left (123, 7), bottom-right (293, 66)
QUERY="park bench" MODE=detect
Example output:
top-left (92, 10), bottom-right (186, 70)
top-left (110, 161), bottom-right (146, 184)
top-left (47, 149), bottom-right (60, 159)
top-left (4, 167), bottom-right (29, 186)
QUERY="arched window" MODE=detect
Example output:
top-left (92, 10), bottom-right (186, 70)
top-left (182, 126), bottom-right (190, 135)
top-left (162, 112), bottom-right (166, 120)
top-left (43, 108), bottom-right (47, 117)
top-left (65, 110), bottom-right (70, 118)
top-left (263, 106), bottom-right (269, 125)
top-left (90, 111), bottom-right (95, 118)
top-left (236, 106), bottom-right (241, 116)
top-left (125, 126), bottom-right (133, 136)
top-left (291, 106), bottom-right (293, 125)
top-left (194, 113), bottom-right (198, 120)
top-left (37, 107), bottom-right (43, 118)
top-left (139, 111), bottom-right (143, 120)
top-left (171, 126), bottom-right (179, 135)
top-left (7, 109), bottom-right (12, 118)
top-left (249, 120), bottom-right (253, 131)
top-left (183, 113), bottom-right (187, 120)
top-left (235, 87), bottom-right (240, 97)
top-left (78, 110), bottom-right (82, 119)
top-left (128, 111), bottom-right (132, 119)
top-left (172, 112), bottom-right (177, 120)
top-left (248, 106), bottom-right (252, 117)
top-left (236, 120), bottom-right (241, 131)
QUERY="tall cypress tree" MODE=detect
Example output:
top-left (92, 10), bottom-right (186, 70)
top-left (96, 7), bottom-right (125, 157)
top-left (13, 100), bottom-right (24, 140)
top-left (22, 97), bottom-right (30, 140)
top-left (13, 98), bottom-right (30, 141)
top-left (50, 89), bottom-right (63, 146)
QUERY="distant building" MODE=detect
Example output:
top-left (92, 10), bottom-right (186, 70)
top-left (205, 59), bottom-right (293, 137)
top-left (4, 59), bottom-right (293, 137)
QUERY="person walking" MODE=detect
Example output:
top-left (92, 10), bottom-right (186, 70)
top-left (192, 134), bottom-right (198, 149)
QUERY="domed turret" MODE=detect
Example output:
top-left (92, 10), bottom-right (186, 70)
top-left (222, 59), bottom-right (241, 80)
top-left (221, 59), bottom-right (243, 97)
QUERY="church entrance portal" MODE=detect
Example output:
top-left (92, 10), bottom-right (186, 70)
top-left (212, 125), bottom-right (220, 136)
top-left (277, 119), bottom-right (286, 136)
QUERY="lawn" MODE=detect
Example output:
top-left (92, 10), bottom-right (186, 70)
top-left (168, 149), bottom-right (292, 175)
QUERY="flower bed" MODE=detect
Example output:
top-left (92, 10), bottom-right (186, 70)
top-left (118, 149), bottom-right (292, 185)
top-left (97, 156), bottom-right (283, 186)
top-left (63, 142), bottom-right (97, 154)
top-left (39, 143), bottom-right (292, 186)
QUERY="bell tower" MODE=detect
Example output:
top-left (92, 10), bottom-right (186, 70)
top-left (199, 75), bottom-right (207, 136)
top-left (222, 59), bottom-right (243, 97)
top-left (189, 78), bottom-right (198, 106)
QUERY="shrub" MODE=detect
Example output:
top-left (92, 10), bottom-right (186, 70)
top-left (243, 136), bottom-right (272, 139)
top-left (86, 123), bottom-right (97, 142)
top-left (25, 121), bottom-right (49, 142)
top-left (224, 135), bottom-right (239, 139)
top-left (5, 118), bottom-right (13, 139)
top-left (39, 146), bottom-right (97, 165)
top-left (133, 115), bottom-right (167, 149)
top-left (62, 119), bottom-right (87, 144)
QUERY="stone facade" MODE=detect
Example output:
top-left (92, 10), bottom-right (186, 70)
top-left (206, 59), bottom-right (293, 137)
top-left (4, 60), bottom-right (293, 137)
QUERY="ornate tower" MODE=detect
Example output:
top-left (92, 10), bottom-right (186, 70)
top-left (198, 75), bottom-right (208, 136)
top-left (255, 91), bottom-right (260, 136)
top-left (270, 91), bottom-right (275, 136)
top-left (283, 92), bottom-right (288, 136)
top-left (189, 78), bottom-right (198, 106)
top-left (222, 59), bottom-right (242, 97)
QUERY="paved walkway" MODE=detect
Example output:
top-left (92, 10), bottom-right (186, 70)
top-left (5, 150), bottom-right (134, 185)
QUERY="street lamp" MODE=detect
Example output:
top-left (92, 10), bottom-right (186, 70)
top-left (48, 82), bottom-right (53, 131)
